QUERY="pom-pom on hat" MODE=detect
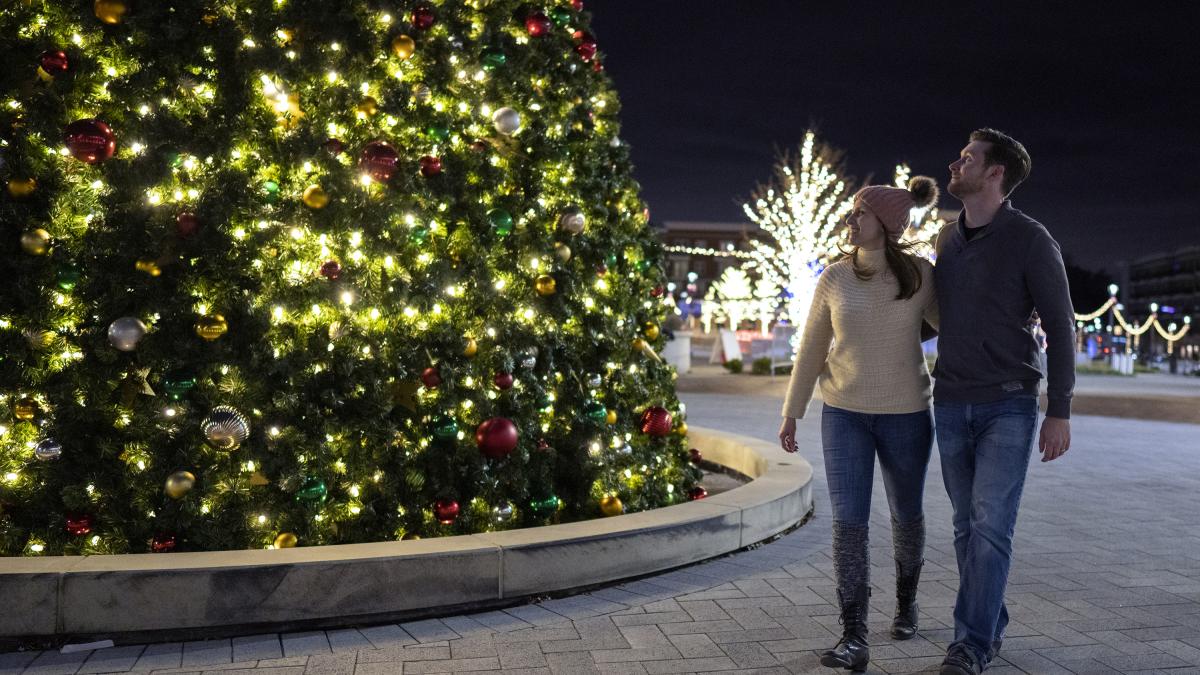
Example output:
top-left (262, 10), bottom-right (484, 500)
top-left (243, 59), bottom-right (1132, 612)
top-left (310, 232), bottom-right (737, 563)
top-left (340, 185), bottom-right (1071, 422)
top-left (856, 176), bottom-right (939, 241)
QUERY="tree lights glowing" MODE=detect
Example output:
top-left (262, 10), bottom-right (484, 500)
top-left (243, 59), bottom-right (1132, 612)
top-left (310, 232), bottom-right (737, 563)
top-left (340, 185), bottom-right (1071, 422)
top-left (0, 1), bottom-right (698, 556)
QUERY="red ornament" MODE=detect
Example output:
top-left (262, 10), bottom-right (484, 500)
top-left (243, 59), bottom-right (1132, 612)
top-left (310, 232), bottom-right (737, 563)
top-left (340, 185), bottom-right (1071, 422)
top-left (64, 118), bottom-right (116, 164)
top-left (572, 0), bottom-right (584, 10)
top-left (469, 140), bottom-right (490, 153)
top-left (421, 367), bottom-right (442, 388)
top-left (320, 260), bottom-right (342, 280)
top-left (176, 212), bottom-right (200, 238)
top-left (525, 12), bottom-right (552, 37)
top-left (39, 50), bottom-right (70, 77)
top-left (65, 513), bottom-right (93, 536)
top-left (493, 372), bottom-right (514, 390)
top-left (419, 155), bottom-right (442, 177)
top-left (592, 59), bottom-right (604, 73)
top-left (412, 5), bottom-right (435, 30)
top-left (323, 138), bottom-right (345, 156)
top-left (651, 285), bottom-right (665, 298)
top-left (433, 498), bottom-right (459, 524)
top-left (573, 31), bottom-right (597, 61)
top-left (595, 263), bottom-right (608, 277)
top-left (639, 406), bottom-right (673, 437)
top-left (476, 417), bottom-right (518, 459)
top-left (359, 141), bottom-right (400, 182)
top-left (687, 486), bottom-right (708, 501)
top-left (689, 448), bottom-right (703, 465)
top-left (151, 534), bottom-right (178, 553)
top-left (537, 438), bottom-right (552, 452)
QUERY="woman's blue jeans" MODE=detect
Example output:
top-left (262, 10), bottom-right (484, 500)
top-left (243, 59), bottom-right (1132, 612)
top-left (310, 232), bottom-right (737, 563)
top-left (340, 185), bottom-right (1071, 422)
top-left (821, 404), bottom-right (933, 528)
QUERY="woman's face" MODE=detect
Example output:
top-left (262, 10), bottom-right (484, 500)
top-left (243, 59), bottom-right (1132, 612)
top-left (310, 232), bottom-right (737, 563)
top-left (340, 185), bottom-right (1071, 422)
top-left (846, 199), bottom-right (886, 248)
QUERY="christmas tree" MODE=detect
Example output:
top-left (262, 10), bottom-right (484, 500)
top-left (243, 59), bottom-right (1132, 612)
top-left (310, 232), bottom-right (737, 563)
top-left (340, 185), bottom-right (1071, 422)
top-left (0, 0), bottom-right (697, 556)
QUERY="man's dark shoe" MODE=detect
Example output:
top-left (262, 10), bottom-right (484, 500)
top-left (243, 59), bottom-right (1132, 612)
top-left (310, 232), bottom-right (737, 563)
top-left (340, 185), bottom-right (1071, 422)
top-left (820, 586), bottom-right (870, 671)
top-left (890, 560), bottom-right (921, 640)
top-left (940, 646), bottom-right (981, 675)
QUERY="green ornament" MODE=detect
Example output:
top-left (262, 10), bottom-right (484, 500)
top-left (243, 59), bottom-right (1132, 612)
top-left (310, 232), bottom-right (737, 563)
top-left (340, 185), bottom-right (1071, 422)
top-left (162, 374), bottom-right (197, 400)
top-left (488, 208), bottom-right (514, 236)
top-left (426, 124), bottom-right (450, 143)
top-left (55, 264), bottom-right (81, 290)
top-left (530, 495), bottom-right (560, 517)
top-left (296, 477), bottom-right (328, 503)
top-left (605, 253), bottom-right (618, 268)
top-left (432, 415), bottom-right (459, 441)
top-left (637, 259), bottom-right (652, 273)
top-left (166, 151), bottom-right (183, 168)
top-left (481, 48), bottom-right (507, 71)
top-left (550, 7), bottom-right (572, 26)
top-left (409, 226), bottom-right (429, 243)
top-left (584, 399), bottom-right (607, 421)
top-left (262, 180), bottom-right (280, 203)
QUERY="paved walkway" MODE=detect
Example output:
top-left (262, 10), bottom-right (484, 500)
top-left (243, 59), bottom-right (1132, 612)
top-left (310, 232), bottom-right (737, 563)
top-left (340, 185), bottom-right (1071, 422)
top-left (4, 392), bottom-right (1200, 674)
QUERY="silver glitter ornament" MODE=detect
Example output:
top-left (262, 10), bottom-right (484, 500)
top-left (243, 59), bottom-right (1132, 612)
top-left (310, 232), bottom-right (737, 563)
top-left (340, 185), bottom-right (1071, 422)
top-left (587, 374), bottom-right (602, 388)
top-left (107, 317), bottom-right (147, 351)
top-left (492, 107), bottom-right (521, 135)
top-left (34, 438), bottom-right (63, 461)
top-left (202, 405), bottom-right (250, 450)
top-left (559, 207), bottom-right (586, 234)
top-left (413, 83), bottom-right (432, 104)
top-left (492, 501), bottom-right (514, 523)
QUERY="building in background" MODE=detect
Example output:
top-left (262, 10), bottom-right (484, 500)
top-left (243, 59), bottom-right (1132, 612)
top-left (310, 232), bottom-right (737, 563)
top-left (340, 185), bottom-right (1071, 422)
top-left (1115, 245), bottom-right (1199, 363)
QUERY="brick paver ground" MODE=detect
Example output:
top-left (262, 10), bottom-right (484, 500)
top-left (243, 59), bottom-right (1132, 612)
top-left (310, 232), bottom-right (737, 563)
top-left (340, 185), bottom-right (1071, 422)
top-left (5, 387), bottom-right (1200, 674)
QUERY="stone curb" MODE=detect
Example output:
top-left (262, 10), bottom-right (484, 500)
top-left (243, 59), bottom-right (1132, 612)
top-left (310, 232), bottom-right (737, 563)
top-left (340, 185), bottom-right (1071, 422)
top-left (0, 426), bottom-right (813, 641)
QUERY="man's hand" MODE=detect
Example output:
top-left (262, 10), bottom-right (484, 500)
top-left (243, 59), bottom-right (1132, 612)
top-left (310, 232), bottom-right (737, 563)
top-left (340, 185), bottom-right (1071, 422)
top-left (779, 417), bottom-right (798, 453)
top-left (1039, 416), bottom-right (1071, 462)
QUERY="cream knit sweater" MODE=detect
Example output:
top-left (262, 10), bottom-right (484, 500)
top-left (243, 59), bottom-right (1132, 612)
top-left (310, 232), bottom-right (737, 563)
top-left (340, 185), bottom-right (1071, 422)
top-left (782, 248), bottom-right (939, 419)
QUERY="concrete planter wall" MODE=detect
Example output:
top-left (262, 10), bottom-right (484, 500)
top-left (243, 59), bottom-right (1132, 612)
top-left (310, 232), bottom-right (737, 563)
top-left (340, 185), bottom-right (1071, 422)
top-left (0, 427), bottom-right (812, 642)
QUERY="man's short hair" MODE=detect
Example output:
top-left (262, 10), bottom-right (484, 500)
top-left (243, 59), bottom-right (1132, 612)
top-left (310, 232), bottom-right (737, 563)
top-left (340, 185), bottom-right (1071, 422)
top-left (970, 128), bottom-right (1031, 196)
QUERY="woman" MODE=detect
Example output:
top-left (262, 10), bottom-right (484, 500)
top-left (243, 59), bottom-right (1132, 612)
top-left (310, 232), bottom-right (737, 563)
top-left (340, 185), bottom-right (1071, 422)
top-left (778, 176), bottom-right (940, 671)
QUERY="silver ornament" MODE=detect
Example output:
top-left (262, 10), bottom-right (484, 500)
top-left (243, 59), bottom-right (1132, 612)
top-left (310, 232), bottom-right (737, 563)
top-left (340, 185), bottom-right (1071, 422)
top-left (609, 136), bottom-right (622, 148)
top-left (493, 501), bottom-right (514, 522)
top-left (559, 207), bottom-right (586, 234)
top-left (619, 443), bottom-right (633, 456)
top-left (108, 317), bottom-right (148, 351)
top-left (414, 84), bottom-right (432, 104)
top-left (34, 438), bottom-right (63, 461)
top-left (587, 374), bottom-right (602, 388)
top-left (492, 107), bottom-right (521, 135)
top-left (202, 405), bottom-right (250, 450)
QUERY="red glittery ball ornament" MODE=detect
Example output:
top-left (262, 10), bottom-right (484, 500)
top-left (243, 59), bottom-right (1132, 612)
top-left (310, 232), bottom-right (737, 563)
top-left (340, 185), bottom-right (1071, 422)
top-left (421, 367), bottom-right (442, 388)
top-left (573, 31), bottom-right (597, 61)
top-left (39, 50), bottom-right (70, 78)
top-left (689, 448), bottom-right (703, 465)
top-left (320, 260), bottom-right (341, 280)
top-left (412, 5), bottom-right (435, 30)
top-left (639, 406), bottom-right (673, 437)
top-left (493, 371), bottom-right (514, 390)
top-left (323, 138), bottom-right (345, 156)
top-left (419, 155), bottom-right (442, 177)
top-left (66, 513), bottom-right (94, 536)
top-left (151, 534), bottom-right (178, 553)
top-left (525, 11), bottom-right (552, 37)
top-left (433, 498), bottom-right (459, 524)
top-left (359, 141), bottom-right (400, 182)
top-left (176, 212), bottom-right (200, 238)
top-left (476, 417), bottom-right (518, 459)
top-left (64, 118), bottom-right (116, 164)
top-left (687, 486), bottom-right (708, 501)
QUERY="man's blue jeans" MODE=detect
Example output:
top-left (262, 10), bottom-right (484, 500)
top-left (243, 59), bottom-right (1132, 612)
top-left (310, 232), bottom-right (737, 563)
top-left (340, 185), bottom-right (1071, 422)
top-left (935, 396), bottom-right (1039, 666)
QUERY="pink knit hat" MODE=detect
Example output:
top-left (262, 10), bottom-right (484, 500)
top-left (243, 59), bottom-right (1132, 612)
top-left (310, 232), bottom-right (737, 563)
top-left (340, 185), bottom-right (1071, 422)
top-left (855, 176), bottom-right (939, 241)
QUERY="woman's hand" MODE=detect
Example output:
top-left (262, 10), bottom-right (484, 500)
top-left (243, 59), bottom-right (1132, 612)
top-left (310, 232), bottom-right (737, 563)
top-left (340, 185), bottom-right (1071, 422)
top-left (779, 417), bottom-right (798, 453)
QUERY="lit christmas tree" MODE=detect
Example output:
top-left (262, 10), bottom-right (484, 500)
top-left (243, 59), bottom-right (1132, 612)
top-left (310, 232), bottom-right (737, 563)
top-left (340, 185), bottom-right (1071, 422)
top-left (0, 0), bottom-right (697, 556)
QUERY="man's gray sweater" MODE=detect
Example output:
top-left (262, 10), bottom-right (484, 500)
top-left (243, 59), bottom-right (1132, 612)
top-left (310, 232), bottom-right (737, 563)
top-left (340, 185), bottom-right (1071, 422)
top-left (932, 200), bottom-right (1076, 419)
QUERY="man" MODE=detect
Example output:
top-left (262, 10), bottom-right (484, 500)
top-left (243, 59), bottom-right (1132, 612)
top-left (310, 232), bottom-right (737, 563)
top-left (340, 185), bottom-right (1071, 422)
top-left (933, 129), bottom-right (1075, 674)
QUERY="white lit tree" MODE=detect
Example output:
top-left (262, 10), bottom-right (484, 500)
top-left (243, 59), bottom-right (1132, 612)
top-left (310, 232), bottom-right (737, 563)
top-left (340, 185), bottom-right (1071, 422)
top-left (702, 266), bottom-right (755, 334)
top-left (894, 164), bottom-right (948, 259)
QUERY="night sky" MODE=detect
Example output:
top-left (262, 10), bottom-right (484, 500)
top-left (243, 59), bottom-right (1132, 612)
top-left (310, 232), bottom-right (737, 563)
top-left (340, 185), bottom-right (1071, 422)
top-left (591, 2), bottom-right (1200, 273)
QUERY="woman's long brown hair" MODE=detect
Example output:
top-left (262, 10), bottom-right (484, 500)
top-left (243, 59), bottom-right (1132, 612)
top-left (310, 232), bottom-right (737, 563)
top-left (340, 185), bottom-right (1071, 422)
top-left (837, 237), bottom-right (929, 301)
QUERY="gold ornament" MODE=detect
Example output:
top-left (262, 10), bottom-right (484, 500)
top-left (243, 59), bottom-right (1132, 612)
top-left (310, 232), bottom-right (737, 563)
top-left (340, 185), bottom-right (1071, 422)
top-left (599, 495), bottom-right (624, 517)
top-left (274, 532), bottom-right (298, 548)
top-left (195, 314), bottom-right (229, 341)
top-left (7, 178), bottom-right (36, 198)
top-left (554, 242), bottom-right (572, 263)
top-left (250, 471), bottom-right (271, 486)
top-left (401, 532), bottom-right (421, 540)
top-left (135, 259), bottom-right (162, 276)
top-left (535, 275), bottom-right (557, 296)
top-left (606, 409), bottom-right (618, 425)
top-left (633, 338), bottom-right (662, 362)
top-left (94, 0), bottom-right (127, 24)
top-left (642, 322), bottom-right (660, 340)
top-left (13, 397), bottom-right (38, 421)
top-left (391, 35), bottom-right (416, 59)
top-left (23, 328), bottom-right (54, 350)
top-left (357, 96), bottom-right (378, 117)
top-left (463, 337), bottom-right (478, 358)
top-left (302, 185), bottom-right (329, 209)
top-left (21, 229), bottom-right (52, 256)
top-left (165, 470), bottom-right (196, 499)
top-left (677, 422), bottom-right (688, 436)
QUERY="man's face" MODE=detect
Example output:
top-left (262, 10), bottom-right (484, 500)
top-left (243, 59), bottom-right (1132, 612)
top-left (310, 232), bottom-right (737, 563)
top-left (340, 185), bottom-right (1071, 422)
top-left (947, 140), bottom-right (996, 198)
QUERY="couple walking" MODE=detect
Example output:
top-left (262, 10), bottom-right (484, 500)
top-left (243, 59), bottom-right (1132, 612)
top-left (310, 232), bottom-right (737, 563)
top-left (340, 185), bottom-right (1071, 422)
top-left (778, 129), bottom-right (1076, 674)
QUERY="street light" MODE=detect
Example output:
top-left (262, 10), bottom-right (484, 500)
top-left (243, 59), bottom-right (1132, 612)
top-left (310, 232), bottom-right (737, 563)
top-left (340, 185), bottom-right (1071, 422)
top-left (1108, 283), bottom-right (1119, 297)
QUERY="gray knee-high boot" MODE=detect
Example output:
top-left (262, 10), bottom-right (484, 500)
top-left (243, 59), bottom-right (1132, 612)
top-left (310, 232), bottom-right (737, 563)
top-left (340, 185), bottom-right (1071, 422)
top-left (891, 516), bottom-right (925, 640)
top-left (822, 521), bottom-right (871, 670)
